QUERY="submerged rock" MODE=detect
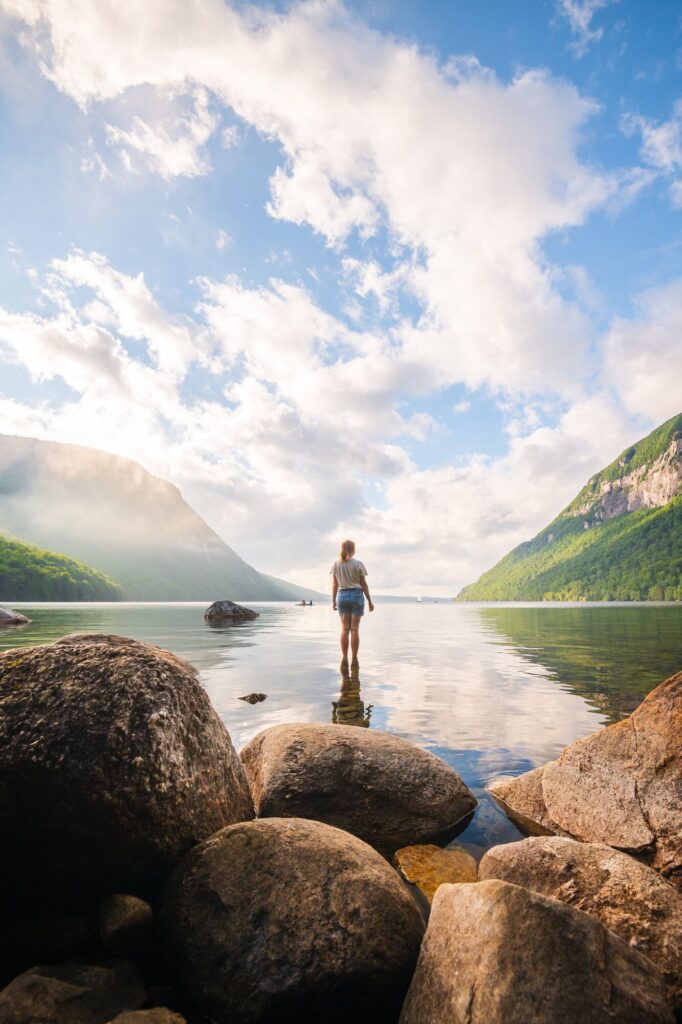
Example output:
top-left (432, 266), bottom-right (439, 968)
top-left (489, 670), bottom-right (682, 887)
top-left (99, 895), bottom-right (154, 959)
top-left (159, 817), bottom-right (424, 1024)
top-left (240, 723), bottom-right (476, 853)
top-left (239, 692), bottom-right (268, 704)
top-left (0, 606), bottom-right (30, 626)
top-left (480, 836), bottom-right (682, 1010)
top-left (393, 844), bottom-right (477, 903)
top-left (0, 633), bottom-right (254, 910)
top-left (400, 879), bottom-right (674, 1024)
top-left (0, 960), bottom-right (145, 1024)
top-left (204, 600), bottom-right (259, 623)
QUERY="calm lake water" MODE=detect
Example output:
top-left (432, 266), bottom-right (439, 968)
top-left (3, 601), bottom-right (681, 858)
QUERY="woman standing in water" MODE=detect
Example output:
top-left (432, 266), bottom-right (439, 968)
top-left (331, 539), bottom-right (374, 669)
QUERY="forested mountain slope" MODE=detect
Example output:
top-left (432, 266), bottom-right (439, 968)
top-left (0, 535), bottom-right (121, 601)
top-left (458, 414), bottom-right (682, 602)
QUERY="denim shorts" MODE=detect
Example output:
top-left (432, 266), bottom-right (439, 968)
top-left (337, 587), bottom-right (365, 617)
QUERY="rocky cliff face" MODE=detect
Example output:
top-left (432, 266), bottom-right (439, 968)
top-left (570, 435), bottom-right (682, 522)
top-left (456, 413), bottom-right (682, 602)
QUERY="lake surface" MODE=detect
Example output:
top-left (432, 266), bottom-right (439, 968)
top-left (3, 601), bottom-right (681, 858)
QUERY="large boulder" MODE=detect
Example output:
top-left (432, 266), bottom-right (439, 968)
top-left (204, 600), bottom-right (259, 623)
top-left (0, 960), bottom-right (145, 1024)
top-left (159, 817), bottom-right (425, 1024)
top-left (0, 606), bottom-right (29, 626)
top-left (479, 836), bottom-right (682, 1010)
top-left (400, 879), bottom-right (674, 1024)
top-left (489, 670), bottom-right (682, 887)
top-left (0, 633), bottom-right (254, 910)
top-left (240, 723), bottom-right (476, 853)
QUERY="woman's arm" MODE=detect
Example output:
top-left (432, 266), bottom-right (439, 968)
top-left (332, 576), bottom-right (338, 610)
top-left (360, 575), bottom-right (374, 612)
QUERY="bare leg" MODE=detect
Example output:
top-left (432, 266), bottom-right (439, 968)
top-left (350, 615), bottom-right (361, 665)
top-left (340, 612), bottom-right (351, 664)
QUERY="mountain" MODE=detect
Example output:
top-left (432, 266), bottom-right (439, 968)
top-left (0, 534), bottom-right (122, 601)
top-left (457, 413), bottom-right (682, 602)
top-left (0, 435), bottom-right (321, 602)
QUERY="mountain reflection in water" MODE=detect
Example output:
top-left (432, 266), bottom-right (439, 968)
top-left (3, 600), bottom-right (681, 854)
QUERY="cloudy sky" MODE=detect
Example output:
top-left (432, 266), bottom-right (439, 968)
top-left (0, 0), bottom-right (680, 595)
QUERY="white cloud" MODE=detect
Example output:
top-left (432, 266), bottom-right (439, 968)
top-left (603, 278), bottom-right (682, 422)
top-left (2, 0), bottom-right (623, 399)
top-left (105, 88), bottom-right (219, 179)
top-left (453, 399), bottom-right (471, 414)
top-left (215, 229), bottom-right (231, 251)
top-left (557, 0), bottom-right (612, 57)
top-left (51, 250), bottom-right (200, 378)
top-left (622, 101), bottom-right (682, 208)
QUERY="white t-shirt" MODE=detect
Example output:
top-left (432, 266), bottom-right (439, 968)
top-left (331, 557), bottom-right (368, 590)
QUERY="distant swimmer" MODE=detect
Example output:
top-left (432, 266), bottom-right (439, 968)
top-left (330, 539), bottom-right (374, 671)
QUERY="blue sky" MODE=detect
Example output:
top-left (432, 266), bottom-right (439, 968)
top-left (0, 0), bottom-right (680, 593)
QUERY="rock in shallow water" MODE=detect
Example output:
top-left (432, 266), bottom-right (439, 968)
top-left (240, 723), bottom-right (476, 853)
top-left (0, 606), bottom-right (29, 626)
top-left (0, 960), bottom-right (145, 1024)
top-left (479, 836), bottom-right (682, 1010)
top-left (489, 670), bottom-right (682, 888)
top-left (204, 600), bottom-right (259, 623)
top-left (393, 844), bottom-right (477, 903)
top-left (159, 817), bottom-right (425, 1024)
top-left (400, 878), bottom-right (674, 1024)
top-left (0, 633), bottom-right (254, 910)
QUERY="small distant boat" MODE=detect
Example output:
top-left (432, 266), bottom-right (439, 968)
top-left (416, 595), bottom-right (422, 603)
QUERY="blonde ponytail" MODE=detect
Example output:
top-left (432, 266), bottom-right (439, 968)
top-left (339, 539), bottom-right (356, 562)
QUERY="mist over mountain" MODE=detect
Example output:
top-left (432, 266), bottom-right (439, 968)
top-left (0, 435), bottom-right (320, 601)
top-left (458, 414), bottom-right (682, 602)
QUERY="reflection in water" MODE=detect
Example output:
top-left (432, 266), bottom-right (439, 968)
top-left (3, 600), bottom-right (681, 854)
top-left (332, 669), bottom-right (373, 728)
top-left (477, 605), bottom-right (682, 722)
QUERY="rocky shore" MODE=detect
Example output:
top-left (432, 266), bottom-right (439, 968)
top-left (0, 633), bottom-right (679, 1023)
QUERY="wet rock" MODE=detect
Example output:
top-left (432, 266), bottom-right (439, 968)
top-left (0, 606), bottom-right (29, 626)
top-left (0, 633), bottom-right (254, 910)
top-left (239, 692), bottom-right (267, 704)
top-left (240, 723), bottom-right (476, 853)
top-left (488, 670), bottom-right (682, 887)
top-left (0, 960), bottom-right (145, 1024)
top-left (0, 910), bottom-right (97, 986)
top-left (107, 1011), bottom-right (186, 1024)
top-left (400, 879), bottom-right (674, 1024)
top-left (393, 844), bottom-right (477, 903)
top-left (159, 817), bottom-right (424, 1024)
top-left (489, 765), bottom-right (570, 837)
top-left (204, 600), bottom-right (259, 623)
top-left (479, 836), bottom-right (682, 1010)
top-left (99, 896), bottom-right (154, 959)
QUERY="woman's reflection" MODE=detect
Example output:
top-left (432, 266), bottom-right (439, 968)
top-left (332, 667), bottom-right (373, 728)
